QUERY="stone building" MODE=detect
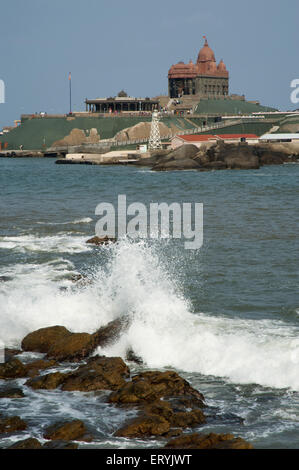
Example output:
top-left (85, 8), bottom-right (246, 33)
top-left (168, 38), bottom-right (229, 99)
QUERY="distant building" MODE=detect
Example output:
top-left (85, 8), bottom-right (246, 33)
top-left (259, 133), bottom-right (299, 143)
top-left (171, 133), bottom-right (259, 149)
top-left (85, 91), bottom-right (159, 113)
top-left (168, 38), bottom-right (229, 99)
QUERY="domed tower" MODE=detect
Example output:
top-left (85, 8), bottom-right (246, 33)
top-left (196, 38), bottom-right (216, 74)
top-left (168, 37), bottom-right (229, 99)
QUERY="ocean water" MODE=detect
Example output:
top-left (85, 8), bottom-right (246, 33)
top-left (0, 158), bottom-right (298, 449)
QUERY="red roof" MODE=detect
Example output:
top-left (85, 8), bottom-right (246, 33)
top-left (176, 134), bottom-right (214, 142)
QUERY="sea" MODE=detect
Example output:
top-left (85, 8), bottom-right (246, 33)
top-left (0, 157), bottom-right (298, 449)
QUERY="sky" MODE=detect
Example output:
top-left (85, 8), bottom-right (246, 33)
top-left (0, 0), bottom-right (298, 128)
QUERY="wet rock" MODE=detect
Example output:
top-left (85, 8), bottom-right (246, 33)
top-left (109, 371), bottom-right (205, 405)
top-left (21, 325), bottom-right (72, 354)
top-left (125, 349), bottom-right (143, 365)
top-left (43, 420), bottom-right (91, 442)
top-left (0, 387), bottom-right (25, 399)
top-left (0, 275), bottom-right (13, 282)
top-left (61, 356), bottom-right (129, 392)
top-left (4, 348), bottom-right (22, 362)
top-left (46, 332), bottom-right (95, 362)
top-left (86, 235), bottom-right (117, 246)
top-left (0, 358), bottom-right (28, 379)
top-left (170, 409), bottom-right (206, 428)
top-left (92, 317), bottom-right (130, 349)
top-left (259, 152), bottom-right (285, 165)
top-left (8, 438), bottom-right (42, 449)
top-left (42, 440), bottom-right (79, 449)
top-left (0, 415), bottom-right (27, 434)
top-left (26, 372), bottom-right (67, 390)
top-left (164, 432), bottom-right (253, 449)
top-left (25, 359), bottom-right (57, 377)
top-left (152, 158), bottom-right (201, 171)
top-left (114, 414), bottom-right (170, 438)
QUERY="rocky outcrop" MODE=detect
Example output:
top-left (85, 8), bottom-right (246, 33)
top-left (21, 326), bottom-right (72, 354)
top-left (139, 140), bottom-right (298, 172)
top-left (43, 420), bottom-right (92, 442)
top-left (109, 370), bottom-right (205, 405)
top-left (52, 128), bottom-right (100, 148)
top-left (0, 357), bottom-right (57, 380)
top-left (26, 372), bottom-right (67, 390)
top-left (46, 332), bottom-right (95, 361)
top-left (21, 318), bottom-right (129, 363)
top-left (8, 438), bottom-right (42, 449)
top-left (61, 356), bottom-right (129, 392)
top-left (164, 432), bottom-right (253, 449)
top-left (0, 358), bottom-right (28, 379)
top-left (42, 440), bottom-right (79, 449)
top-left (0, 388), bottom-right (25, 399)
top-left (86, 235), bottom-right (117, 246)
top-left (115, 414), bottom-right (170, 438)
top-left (0, 415), bottom-right (27, 434)
top-left (114, 122), bottom-right (170, 142)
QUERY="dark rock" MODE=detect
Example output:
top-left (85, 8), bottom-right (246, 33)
top-left (0, 276), bottom-right (13, 282)
top-left (259, 152), bottom-right (285, 165)
top-left (164, 432), bottom-right (253, 449)
top-left (25, 359), bottom-right (57, 377)
top-left (109, 371), bottom-right (205, 405)
top-left (46, 332), bottom-right (95, 362)
top-left (86, 235), bottom-right (116, 246)
top-left (0, 388), bottom-right (25, 399)
top-left (168, 144), bottom-right (199, 160)
top-left (21, 325), bottom-right (72, 353)
top-left (43, 420), bottom-right (91, 442)
top-left (152, 158), bottom-right (201, 171)
top-left (0, 415), bottom-right (27, 434)
top-left (0, 358), bottom-right (28, 379)
top-left (114, 414), bottom-right (170, 438)
top-left (26, 372), bottom-right (66, 390)
top-left (61, 356), bottom-right (129, 392)
top-left (125, 348), bottom-right (143, 365)
top-left (92, 317), bottom-right (130, 349)
top-left (4, 348), bottom-right (22, 362)
top-left (8, 438), bottom-right (42, 449)
top-left (170, 409), bottom-right (206, 428)
top-left (42, 440), bottom-right (79, 449)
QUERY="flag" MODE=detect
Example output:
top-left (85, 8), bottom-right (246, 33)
top-left (68, 72), bottom-right (71, 81)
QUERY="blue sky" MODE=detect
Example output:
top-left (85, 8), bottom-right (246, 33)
top-left (0, 0), bottom-right (298, 128)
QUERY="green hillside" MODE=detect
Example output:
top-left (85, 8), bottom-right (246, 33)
top-left (194, 99), bottom-right (277, 115)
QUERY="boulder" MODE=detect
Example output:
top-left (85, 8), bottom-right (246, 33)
top-left (43, 420), bottom-right (91, 442)
top-left (8, 438), bottom-right (42, 449)
top-left (165, 432), bottom-right (253, 449)
top-left (0, 388), bottom-right (25, 399)
top-left (109, 371), bottom-right (205, 405)
top-left (152, 158), bottom-right (201, 171)
top-left (21, 325), bottom-right (72, 353)
top-left (25, 359), bottom-right (57, 378)
top-left (168, 144), bottom-right (199, 160)
top-left (86, 235), bottom-right (116, 246)
top-left (0, 415), bottom-right (27, 434)
top-left (42, 440), bottom-right (79, 449)
top-left (0, 358), bottom-right (28, 379)
top-left (46, 332), bottom-right (95, 361)
top-left (26, 372), bottom-right (67, 390)
top-left (259, 152), bottom-right (285, 165)
top-left (114, 414), bottom-right (170, 438)
top-left (92, 317), bottom-right (130, 349)
top-left (4, 348), bottom-right (21, 362)
top-left (61, 356), bottom-right (129, 392)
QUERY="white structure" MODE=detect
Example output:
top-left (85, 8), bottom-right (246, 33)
top-left (148, 111), bottom-right (162, 150)
top-left (259, 133), bottom-right (299, 143)
top-left (171, 133), bottom-right (259, 149)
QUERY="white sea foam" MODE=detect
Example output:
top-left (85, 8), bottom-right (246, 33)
top-left (0, 239), bottom-right (298, 391)
top-left (36, 217), bottom-right (93, 225)
top-left (0, 234), bottom-right (92, 253)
